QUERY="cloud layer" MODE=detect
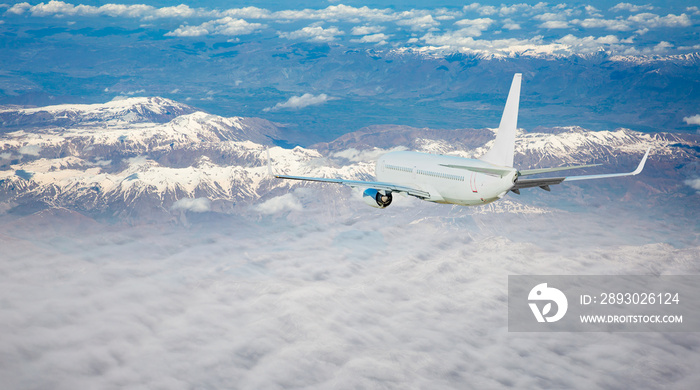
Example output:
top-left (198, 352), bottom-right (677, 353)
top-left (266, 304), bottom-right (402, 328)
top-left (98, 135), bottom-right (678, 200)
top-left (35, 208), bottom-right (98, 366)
top-left (165, 17), bottom-right (263, 37)
top-left (1, 196), bottom-right (699, 389)
top-left (3, 1), bottom-right (698, 57)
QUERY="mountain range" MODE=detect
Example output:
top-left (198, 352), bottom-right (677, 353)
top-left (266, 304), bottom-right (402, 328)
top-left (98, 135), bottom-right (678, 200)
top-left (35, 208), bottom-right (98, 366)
top-left (0, 97), bottom-right (697, 223)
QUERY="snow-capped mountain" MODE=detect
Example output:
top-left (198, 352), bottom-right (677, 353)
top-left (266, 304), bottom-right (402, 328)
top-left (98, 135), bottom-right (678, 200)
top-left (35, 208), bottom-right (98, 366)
top-left (0, 97), bottom-right (697, 222)
top-left (0, 97), bottom-right (197, 129)
top-left (316, 124), bottom-right (696, 173)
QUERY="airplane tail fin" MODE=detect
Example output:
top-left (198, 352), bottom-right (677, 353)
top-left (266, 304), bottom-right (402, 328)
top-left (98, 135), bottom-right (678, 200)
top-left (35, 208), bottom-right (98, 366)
top-left (479, 73), bottom-right (521, 168)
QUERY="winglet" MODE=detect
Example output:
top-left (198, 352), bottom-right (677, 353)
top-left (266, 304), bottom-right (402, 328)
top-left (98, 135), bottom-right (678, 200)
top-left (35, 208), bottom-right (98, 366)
top-left (631, 147), bottom-right (651, 175)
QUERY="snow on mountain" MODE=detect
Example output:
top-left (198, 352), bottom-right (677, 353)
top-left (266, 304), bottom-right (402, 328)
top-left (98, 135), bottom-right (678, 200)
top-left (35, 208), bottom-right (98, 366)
top-left (0, 97), bottom-right (697, 221)
top-left (319, 124), bottom-right (697, 171)
top-left (512, 127), bottom-right (691, 169)
top-left (0, 97), bottom-right (199, 129)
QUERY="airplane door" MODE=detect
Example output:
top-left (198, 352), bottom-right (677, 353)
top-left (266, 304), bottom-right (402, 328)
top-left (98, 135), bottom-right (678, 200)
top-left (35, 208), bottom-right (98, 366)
top-left (470, 172), bottom-right (478, 193)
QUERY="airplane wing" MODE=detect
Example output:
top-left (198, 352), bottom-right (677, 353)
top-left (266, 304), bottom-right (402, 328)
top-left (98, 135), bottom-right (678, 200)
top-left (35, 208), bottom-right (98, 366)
top-left (438, 163), bottom-right (601, 178)
top-left (511, 148), bottom-right (650, 193)
top-left (518, 163), bottom-right (601, 176)
top-left (274, 174), bottom-right (431, 199)
top-left (267, 148), bottom-right (430, 199)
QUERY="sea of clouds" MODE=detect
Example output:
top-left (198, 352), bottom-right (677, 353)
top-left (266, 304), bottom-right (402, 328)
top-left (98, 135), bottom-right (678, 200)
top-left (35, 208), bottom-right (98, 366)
top-left (1, 191), bottom-right (698, 389)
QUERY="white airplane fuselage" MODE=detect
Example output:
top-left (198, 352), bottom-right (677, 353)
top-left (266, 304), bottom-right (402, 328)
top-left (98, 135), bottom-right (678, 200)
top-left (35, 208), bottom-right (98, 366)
top-left (376, 151), bottom-right (517, 205)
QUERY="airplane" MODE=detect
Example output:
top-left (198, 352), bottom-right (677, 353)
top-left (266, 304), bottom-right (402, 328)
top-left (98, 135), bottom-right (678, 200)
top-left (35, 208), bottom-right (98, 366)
top-left (269, 73), bottom-right (650, 208)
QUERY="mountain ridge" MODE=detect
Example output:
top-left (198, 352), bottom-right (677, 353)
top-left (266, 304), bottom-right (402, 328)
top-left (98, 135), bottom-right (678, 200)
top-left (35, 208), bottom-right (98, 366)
top-left (0, 97), bottom-right (697, 222)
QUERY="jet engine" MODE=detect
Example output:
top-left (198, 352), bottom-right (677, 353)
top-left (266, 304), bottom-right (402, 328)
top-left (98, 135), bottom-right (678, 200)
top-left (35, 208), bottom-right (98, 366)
top-left (363, 188), bottom-right (393, 208)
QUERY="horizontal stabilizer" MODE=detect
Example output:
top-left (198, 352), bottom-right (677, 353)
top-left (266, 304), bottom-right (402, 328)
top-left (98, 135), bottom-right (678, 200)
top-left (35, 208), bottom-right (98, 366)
top-left (512, 177), bottom-right (566, 190)
top-left (518, 163), bottom-right (601, 176)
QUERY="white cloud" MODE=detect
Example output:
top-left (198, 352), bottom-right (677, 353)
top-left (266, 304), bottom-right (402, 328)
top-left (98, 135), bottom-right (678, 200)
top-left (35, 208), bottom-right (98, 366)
top-left (433, 8), bottom-right (461, 21)
top-left (278, 26), bottom-right (343, 42)
top-left (627, 13), bottom-right (692, 28)
top-left (687, 6), bottom-right (700, 16)
top-left (683, 115), bottom-right (700, 125)
top-left (21, 1), bottom-right (211, 20)
top-left (685, 178), bottom-right (700, 193)
top-left (453, 18), bottom-right (494, 37)
top-left (574, 18), bottom-right (632, 31)
top-left (97, 4), bottom-right (155, 18)
top-left (171, 197), bottom-right (211, 212)
top-left (221, 7), bottom-right (271, 19)
top-left (272, 4), bottom-right (396, 23)
top-left (585, 5), bottom-right (603, 18)
top-left (418, 33), bottom-right (571, 56)
top-left (539, 20), bottom-right (570, 29)
top-left (351, 25), bottom-right (384, 35)
top-left (264, 93), bottom-right (334, 112)
top-left (533, 11), bottom-right (575, 29)
top-left (353, 33), bottom-right (390, 44)
top-left (255, 193), bottom-right (302, 214)
top-left (2, 200), bottom-right (699, 390)
top-left (166, 24), bottom-right (208, 37)
top-left (498, 4), bottom-right (532, 16)
top-left (151, 4), bottom-right (195, 19)
top-left (28, 0), bottom-right (79, 16)
top-left (396, 14), bottom-right (440, 31)
top-left (652, 41), bottom-right (673, 53)
top-left (556, 34), bottom-right (622, 53)
top-left (463, 3), bottom-right (497, 16)
top-left (610, 3), bottom-right (655, 13)
top-left (417, 32), bottom-right (630, 56)
top-left (166, 17), bottom-right (263, 37)
top-left (6, 2), bottom-right (696, 58)
top-left (502, 19), bottom-right (521, 30)
top-left (5, 2), bottom-right (30, 15)
top-left (533, 12), bottom-right (568, 22)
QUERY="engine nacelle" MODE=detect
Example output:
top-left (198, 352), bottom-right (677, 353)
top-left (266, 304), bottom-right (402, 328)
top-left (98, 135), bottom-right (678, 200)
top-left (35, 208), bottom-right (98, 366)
top-left (362, 188), bottom-right (393, 209)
